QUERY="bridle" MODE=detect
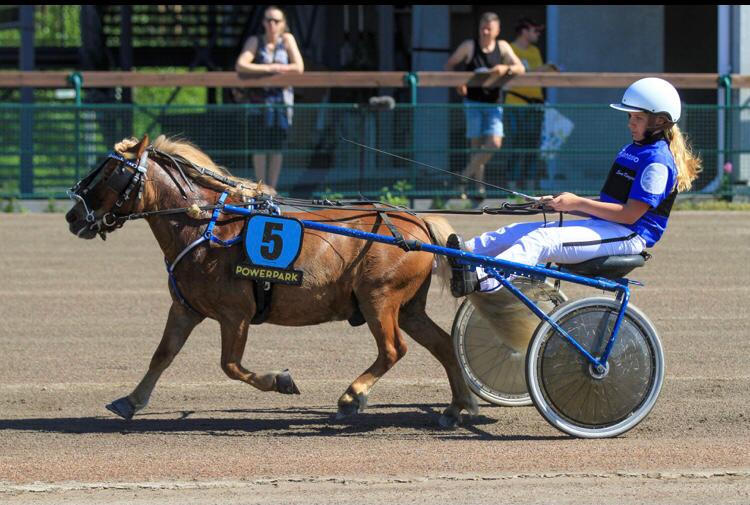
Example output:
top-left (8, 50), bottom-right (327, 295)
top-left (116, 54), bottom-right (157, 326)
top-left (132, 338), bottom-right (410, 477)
top-left (67, 147), bottom-right (265, 239)
top-left (67, 150), bottom-right (150, 239)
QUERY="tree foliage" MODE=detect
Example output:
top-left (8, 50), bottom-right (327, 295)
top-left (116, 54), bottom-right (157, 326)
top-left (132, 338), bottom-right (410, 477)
top-left (0, 6), bottom-right (81, 47)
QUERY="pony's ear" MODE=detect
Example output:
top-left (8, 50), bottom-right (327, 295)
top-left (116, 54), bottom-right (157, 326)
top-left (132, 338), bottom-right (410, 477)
top-left (134, 134), bottom-right (150, 158)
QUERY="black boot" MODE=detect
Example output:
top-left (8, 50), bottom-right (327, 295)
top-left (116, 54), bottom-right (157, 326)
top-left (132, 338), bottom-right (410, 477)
top-left (446, 233), bottom-right (479, 297)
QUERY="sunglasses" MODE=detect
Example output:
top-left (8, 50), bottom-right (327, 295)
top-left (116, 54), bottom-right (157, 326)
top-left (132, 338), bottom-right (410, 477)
top-left (264, 17), bottom-right (283, 24)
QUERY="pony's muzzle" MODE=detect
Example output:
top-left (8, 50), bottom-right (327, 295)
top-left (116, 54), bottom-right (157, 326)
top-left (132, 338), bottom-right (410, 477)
top-left (66, 205), bottom-right (98, 239)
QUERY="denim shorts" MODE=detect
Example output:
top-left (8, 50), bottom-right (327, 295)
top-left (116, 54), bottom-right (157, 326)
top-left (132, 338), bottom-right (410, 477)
top-left (463, 99), bottom-right (504, 139)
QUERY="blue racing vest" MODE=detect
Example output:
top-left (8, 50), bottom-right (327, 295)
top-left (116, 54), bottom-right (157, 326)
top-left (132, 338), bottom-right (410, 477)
top-left (599, 138), bottom-right (678, 247)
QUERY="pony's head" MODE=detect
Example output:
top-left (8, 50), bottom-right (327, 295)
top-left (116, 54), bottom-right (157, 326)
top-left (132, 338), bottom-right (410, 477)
top-left (66, 135), bottom-right (150, 240)
top-left (67, 134), bottom-right (274, 239)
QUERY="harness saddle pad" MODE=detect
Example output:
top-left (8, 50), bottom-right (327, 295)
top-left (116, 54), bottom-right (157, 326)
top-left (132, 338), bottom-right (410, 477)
top-left (236, 214), bottom-right (305, 286)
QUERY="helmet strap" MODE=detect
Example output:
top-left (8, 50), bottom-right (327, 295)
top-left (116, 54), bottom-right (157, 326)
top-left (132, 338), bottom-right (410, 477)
top-left (640, 114), bottom-right (674, 144)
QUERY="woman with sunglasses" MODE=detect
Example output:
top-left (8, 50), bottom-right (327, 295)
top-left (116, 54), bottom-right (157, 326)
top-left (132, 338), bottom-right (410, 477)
top-left (235, 6), bottom-right (304, 190)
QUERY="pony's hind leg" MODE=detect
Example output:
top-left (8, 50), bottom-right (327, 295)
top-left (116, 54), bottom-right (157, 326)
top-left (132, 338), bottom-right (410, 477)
top-left (398, 280), bottom-right (479, 428)
top-left (337, 302), bottom-right (407, 418)
top-left (106, 302), bottom-right (204, 420)
top-left (219, 316), bottom-right (300, 395)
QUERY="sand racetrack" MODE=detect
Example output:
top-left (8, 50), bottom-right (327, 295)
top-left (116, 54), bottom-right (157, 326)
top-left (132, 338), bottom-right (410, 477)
top-left (1, 212), bottom-right (749, 504)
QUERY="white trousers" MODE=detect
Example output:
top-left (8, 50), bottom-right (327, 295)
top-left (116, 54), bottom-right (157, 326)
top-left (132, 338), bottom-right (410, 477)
top-left (465, 218), bottom-right (647, 292)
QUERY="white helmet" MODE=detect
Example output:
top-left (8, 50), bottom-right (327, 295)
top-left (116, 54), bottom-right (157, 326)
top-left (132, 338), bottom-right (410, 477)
top-left (610, 77), bottom-right (681, 122)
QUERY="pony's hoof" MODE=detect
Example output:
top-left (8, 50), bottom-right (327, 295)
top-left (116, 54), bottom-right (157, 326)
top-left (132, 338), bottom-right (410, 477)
top-left (336, 403), bottom-right (358, 420)
top-left (355, 392), bottom-right (368, 413)
top-left (106, 397), bottom-right (136, 420)
top-left (439, 405), bottom-right (464, 428)
top-left (275, 369), bottom-right (300, 395)
top-left (335, 393), bottom-right (367, 419)
top-left (439, 413), bottom-right (461, 429)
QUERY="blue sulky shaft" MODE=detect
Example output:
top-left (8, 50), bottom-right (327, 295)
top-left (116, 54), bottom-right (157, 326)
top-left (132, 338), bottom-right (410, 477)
top-left (295, 215), bottom-right (624, 292)
top-left (301, 218), bottom-right (628, 369)
top-left (223, 204), bottom-right (630, 368)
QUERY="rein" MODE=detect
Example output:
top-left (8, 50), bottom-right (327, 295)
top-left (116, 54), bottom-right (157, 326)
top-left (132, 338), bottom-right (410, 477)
top-left (72, 147), bottom-right (558, 232)
top-left (121, 195), bottom-right (553, 221)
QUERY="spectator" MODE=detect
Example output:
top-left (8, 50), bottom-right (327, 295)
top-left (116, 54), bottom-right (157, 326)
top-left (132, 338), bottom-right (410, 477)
top-left (235, 5), bottom-right (304, 190)
top-left (445, 12), bottom-right (525, 204)
top-left (506, 17), bottom-right (559, 191)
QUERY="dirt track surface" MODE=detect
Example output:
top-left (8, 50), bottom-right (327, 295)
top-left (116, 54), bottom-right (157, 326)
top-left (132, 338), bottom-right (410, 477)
top-left (1, 212), bottom-right (749, 504)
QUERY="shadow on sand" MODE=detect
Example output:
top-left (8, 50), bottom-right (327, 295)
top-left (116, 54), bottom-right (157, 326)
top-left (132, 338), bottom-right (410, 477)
top-left (0, 403), bottom-right (564, 441)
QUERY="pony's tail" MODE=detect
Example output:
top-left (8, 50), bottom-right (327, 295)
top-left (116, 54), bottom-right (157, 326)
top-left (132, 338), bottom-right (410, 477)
top-left (422, 215), bottom-right (457, 294)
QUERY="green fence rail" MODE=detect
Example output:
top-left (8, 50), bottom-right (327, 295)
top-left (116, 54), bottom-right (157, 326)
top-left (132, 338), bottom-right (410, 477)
top-left (0, 102), bottom-right (747, 200)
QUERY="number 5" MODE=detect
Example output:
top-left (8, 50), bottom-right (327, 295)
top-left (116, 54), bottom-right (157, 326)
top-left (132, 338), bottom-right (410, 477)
top-left (261, 222), bottom-right (283, 260)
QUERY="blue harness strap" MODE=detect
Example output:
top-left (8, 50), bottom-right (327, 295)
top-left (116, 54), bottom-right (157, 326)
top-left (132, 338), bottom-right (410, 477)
top-left (165, 236), bottom-right (207, 314)
top-left (167, 191), bottom-right (235, 314)
top-left (204, 191), bottom-right (243, 247)
top-left (165, 191), bottom-right (278, 317)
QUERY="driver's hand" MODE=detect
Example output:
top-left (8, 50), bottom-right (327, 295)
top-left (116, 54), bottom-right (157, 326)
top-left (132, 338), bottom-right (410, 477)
top-left (548, 192), bottom-right (581, 212)
top-left (533, 195), bottom-right (555, 211)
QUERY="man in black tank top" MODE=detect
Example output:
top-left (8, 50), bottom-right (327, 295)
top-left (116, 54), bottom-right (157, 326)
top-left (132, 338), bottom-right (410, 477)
top-left (445, 12), bottom-right (525, 204)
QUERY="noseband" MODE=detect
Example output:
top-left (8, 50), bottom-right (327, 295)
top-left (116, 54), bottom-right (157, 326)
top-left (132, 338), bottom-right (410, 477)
top-left (68, 150), bottom-right (150, 239)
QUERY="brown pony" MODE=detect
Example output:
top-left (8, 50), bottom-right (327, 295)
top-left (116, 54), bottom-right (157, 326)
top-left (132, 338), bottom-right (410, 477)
top-left (65, 135), bottom-right (478, 427)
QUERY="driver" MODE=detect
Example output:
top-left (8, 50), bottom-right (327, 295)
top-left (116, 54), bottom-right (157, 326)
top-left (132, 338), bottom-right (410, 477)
top-left (448, 77), bottom-right (702, 297)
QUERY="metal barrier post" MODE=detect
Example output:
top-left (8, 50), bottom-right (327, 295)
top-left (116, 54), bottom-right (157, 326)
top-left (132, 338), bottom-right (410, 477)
top-left (719, 75), bottom-right (732, 149)
top-left (68, 72), bottom-right (83, 181)
top-left (19, 6), bottom-right (35, 197)
top-left (403, 72), bottom-right (418, 105)
top-left (69, 72), bottom-right (82, 107)
top-left (718, 74), bottom-right (732, 198)
top-left (403, 73), bottom-right (419, 203)
top-left (359, 104), bottom-right (366, 195)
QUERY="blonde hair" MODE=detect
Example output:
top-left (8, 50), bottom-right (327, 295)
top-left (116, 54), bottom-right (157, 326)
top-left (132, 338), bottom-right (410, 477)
top-left (664, 124), bottom-right (702, 192)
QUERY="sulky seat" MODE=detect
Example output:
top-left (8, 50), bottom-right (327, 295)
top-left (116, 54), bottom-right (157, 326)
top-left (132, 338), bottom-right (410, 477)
top-left (558, 253), bottom-right (650, 280)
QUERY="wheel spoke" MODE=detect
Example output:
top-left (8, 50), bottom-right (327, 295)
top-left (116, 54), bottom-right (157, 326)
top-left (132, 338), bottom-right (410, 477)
top-left (455, 281), bottom-right (567, 407)
top-left (528, 298), bottom-right (664, 437)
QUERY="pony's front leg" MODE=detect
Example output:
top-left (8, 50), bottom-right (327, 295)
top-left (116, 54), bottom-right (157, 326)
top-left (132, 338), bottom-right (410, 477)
top-left (106, 302), bottom-right (203, 420)
top-left (219, 317), bottom-right (300, 395)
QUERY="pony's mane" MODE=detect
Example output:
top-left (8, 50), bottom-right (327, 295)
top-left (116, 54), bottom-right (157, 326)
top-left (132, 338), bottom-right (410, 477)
top-left (114, 135), bottom-right (273, 199)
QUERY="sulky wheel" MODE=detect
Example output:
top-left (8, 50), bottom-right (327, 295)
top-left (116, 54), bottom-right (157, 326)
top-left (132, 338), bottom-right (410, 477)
top-left (526, 297), bottom-right (664, 438)
top-left (452, 279), bottom-right (566, 407)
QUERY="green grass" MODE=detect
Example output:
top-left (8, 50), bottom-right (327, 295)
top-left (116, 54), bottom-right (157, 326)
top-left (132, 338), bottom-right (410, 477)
top-left (379, 180), bottom-right (412, 207)
top-left (43, 198), bottom-right (65, 213)
top-left (2, 198), bottom-right (27, 213)
top-left (673, 199), bottom-right (750, 211)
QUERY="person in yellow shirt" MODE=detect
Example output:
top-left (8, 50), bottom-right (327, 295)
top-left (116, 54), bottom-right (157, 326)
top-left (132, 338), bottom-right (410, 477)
top-left (506, 17), bottom-right (559, 191)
